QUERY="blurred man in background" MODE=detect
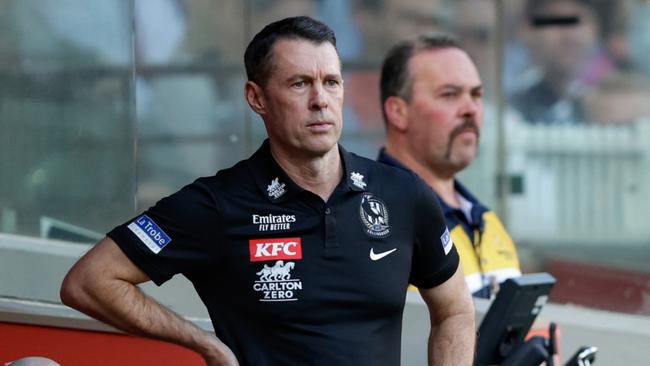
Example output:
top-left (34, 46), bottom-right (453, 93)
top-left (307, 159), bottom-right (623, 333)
top-left (378, 33), bottom-right (521, 298)
top-left (509, 0), bottom-right (613, 124)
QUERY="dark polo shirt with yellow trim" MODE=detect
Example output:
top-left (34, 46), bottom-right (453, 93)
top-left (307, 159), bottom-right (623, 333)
top-left (108, 139), bottom-right (458, 366)
top-left (377, 148), bottom-right (521, 299)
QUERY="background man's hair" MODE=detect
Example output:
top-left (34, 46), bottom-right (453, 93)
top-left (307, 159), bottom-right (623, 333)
top-left (524, 0), bottom-right (597, 21)
top-left (380, 33), bottom-right (463, 124)
top-left (523, 0), bottom-right (613, 38)
top-left (244, 16), bottom-right (338, 87)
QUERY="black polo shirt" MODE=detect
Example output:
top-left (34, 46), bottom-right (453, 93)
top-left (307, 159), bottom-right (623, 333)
top-left (109, 139), bottom-right (459, 365)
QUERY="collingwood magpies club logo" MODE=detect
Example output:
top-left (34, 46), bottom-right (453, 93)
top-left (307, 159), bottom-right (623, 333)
top-left (359, 193), bottom-right (390, 238)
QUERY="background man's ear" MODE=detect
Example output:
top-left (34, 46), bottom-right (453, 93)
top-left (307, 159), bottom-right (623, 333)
top-left (384, 96), bottom-right (409, 131)
top-left (245, 81), bottom-right (266, 114)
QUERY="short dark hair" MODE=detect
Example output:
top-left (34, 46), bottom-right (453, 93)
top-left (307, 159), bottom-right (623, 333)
top-left (524, 0), bottom-right (596, 20)
top-left (523, 0), bottom-right (611, 38)
top-left (244, 16), bottom-right (338, 86)
top-left (380, 33), bottom-right (463, 124)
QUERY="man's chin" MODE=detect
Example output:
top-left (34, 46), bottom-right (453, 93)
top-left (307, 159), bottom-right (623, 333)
top-left (451, 154), bottom-right (476, 171)
top-left (302, 137), bottom-right (339, 157)
top-left (312, 132), bottom-right (341, 148)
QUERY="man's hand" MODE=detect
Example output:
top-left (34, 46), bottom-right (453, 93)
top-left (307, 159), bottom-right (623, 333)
top-left (200, 337), bottom-right (240, 366)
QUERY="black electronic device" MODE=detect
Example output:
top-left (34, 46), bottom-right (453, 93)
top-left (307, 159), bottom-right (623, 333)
top-left (475, 272), bottom-right (556, 366)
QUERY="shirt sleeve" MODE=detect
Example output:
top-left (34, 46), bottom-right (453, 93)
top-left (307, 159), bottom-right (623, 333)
top-left (108, 178), bottom-right (220, 286)
top-left (409, 177), bottom-right (460, 288)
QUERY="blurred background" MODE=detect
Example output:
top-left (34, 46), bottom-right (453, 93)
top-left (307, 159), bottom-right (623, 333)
top-left (1, 0), bottom-right (649, 329)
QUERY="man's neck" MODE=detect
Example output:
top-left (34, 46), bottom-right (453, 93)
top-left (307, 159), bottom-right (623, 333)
top-left (544, 70), bottom-right (574, 99)
top-left (385, 143), bottom-right (460, 208)
top-left (270, 144), bottom-right (343, 202)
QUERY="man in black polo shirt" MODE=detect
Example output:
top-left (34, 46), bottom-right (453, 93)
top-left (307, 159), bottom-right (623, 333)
top-left (60, 16), bottom-right (475, 365)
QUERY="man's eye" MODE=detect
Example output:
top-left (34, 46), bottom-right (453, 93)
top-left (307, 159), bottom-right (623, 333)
top-left (293, 81), bottom-right (306, 88)
top-left (326, 79), bottom-right (340, 86)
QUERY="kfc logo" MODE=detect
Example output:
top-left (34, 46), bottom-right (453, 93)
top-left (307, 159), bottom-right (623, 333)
top-left (249, 237), bottom-right (302, 262)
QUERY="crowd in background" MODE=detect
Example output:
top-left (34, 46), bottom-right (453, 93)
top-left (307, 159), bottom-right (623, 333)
top-left (1, 0), bottom-right (650, 316)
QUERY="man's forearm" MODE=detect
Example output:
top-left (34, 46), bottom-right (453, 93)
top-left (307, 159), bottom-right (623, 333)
top-left (60, 238), bottom-right (237, 365)
top-left (86, 278), bottom-right (213, 351)
top-left (420, 265), bottom-right (476, 366)
top-left (63, 276), bottom-right (234, 364)
top-left (428, 312), bottom-right (476, 366)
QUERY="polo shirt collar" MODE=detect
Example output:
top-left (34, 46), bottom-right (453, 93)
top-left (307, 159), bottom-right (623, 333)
top-left (377, 147), bottom-right (409, 172)
top-left (247, 140), bottom-right (368, 204)
top-left (340, 144), bottom-right (369, 192)
top-left (453, 181), bottom-right (489, 226)
top-left (247, 139), bottom-right (304, 203)
top-left (377, 147), bottom-right (488, 222)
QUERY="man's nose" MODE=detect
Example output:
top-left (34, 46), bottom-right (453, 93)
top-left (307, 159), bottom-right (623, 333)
top-left (459, 94), bottom-right (480, 117)
top-left (310, 84), bottom-right (328, 110)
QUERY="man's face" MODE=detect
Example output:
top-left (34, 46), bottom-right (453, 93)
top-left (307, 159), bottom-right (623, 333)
top-left (259, 39), bottom-right (344, 157)
top-left (525, 1), bottom-right (599, 79)
top-left (403, 48), bottom-right (483, 176)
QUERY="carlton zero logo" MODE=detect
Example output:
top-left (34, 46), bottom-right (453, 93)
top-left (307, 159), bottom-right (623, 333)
top-left (249, 238), bottom-right (303, 302)
top-left (253, 260), bottom-right (302, 302)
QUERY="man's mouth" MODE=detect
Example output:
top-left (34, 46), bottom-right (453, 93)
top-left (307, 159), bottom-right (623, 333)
top-left (307, 120), bottom-right (334, 132)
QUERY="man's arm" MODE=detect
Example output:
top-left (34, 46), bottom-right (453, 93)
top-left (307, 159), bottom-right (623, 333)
top-left (419, 265), bottom-right (476, 366)
top-left (60, 237), bottom-right (238, 366)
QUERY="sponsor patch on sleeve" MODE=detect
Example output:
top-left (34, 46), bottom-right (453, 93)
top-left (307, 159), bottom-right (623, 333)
top-left (127, 215), bottom-right (171, 254)
top-left (440, 227), bottom-right (453, 255)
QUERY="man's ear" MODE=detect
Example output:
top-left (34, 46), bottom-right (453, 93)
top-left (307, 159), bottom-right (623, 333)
top-left (245, 81), bottom-right (266, 115)
top-left (384, 96), bottom-right (409, 131)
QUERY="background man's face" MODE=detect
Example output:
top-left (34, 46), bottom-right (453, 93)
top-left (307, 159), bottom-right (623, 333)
top-left (260, 39), bottom-right (344, 157)
top-left (525, 1), bottom-right (599, 79)
top-left (404, 48), bottom-right (483, 176)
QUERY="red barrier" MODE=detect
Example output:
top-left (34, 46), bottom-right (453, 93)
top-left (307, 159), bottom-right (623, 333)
top-left (548, 258), bottom-right (650, 315)
top-left (0, 322), bottom-right (204, 366)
